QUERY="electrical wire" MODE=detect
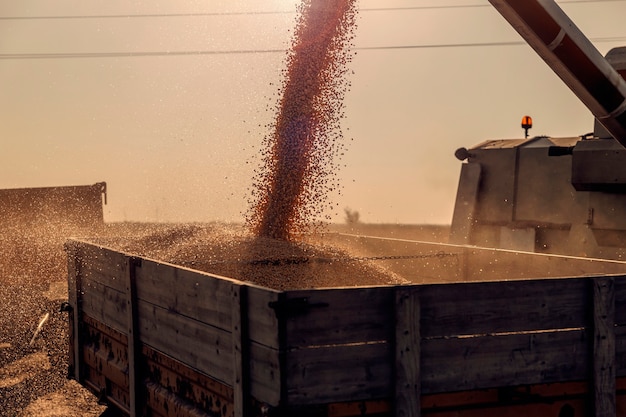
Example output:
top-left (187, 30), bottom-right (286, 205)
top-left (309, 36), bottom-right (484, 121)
top-left (1, 37), bottom-right (624, 60)
top-left (0, 0), bottom-right (622, 60)
top-left (365, 0), bottom-right (626, 12)
top-left (0, 49), bottom-right (283, 59)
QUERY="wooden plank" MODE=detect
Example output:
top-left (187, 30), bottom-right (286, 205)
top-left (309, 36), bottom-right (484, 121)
top-left (144, 381), bottom-right (215, 417)
top-left (83, 371), bottom-right (131, 413)
top-left (282, 287), bottom-right (395, 348)
top-left (80, 277), bottom-right (128, 333)
top-left (141, 344), bottom-right (233, 400)
top-left (395, 287), bottom-right (420, 417)
top-left (285, 342), bottom-right (393, 405)
top-left (82, 340), bottom-right (129, 390)
top-left (136, 301), bottom-right (234, 385)
top-left (421, 329), bottom-right (588, 394)
top-left (420, 278), bottom-right (590, 337)
top-left (247, 286), bottom-right (281, 349)
top-left (142, 345), bottom-right (234, 417)
top-left (79, 315), bottom-right (134, 414)
top-left (75, 243), bottom-right (131, 336)
top-left (248, 342), bottom-right (281, 406)
top-left (592, 277), bottom-right (616, 417)
top-left (74, 242), bottom-right (128, 292)
top-left (133, 258), bottom-right (282, 349)
top-left (133, 259), bottom-right (234, 331)
top-left (82, 314), bottom-right (128, 345)
top-left (82, 264), bottom-right (127, 293)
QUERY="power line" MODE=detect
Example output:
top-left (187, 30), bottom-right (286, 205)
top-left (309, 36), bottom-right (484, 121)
top-left (359, 37), bottom-right (626, 49)
top-left (0, 0), bottom-right (623, 20)
top-left (0, 11), bottom-right (291, 21)
top-left (365, 0), bottom-right (626, 12)
top-left (0, 49), bottom-right (284, 59)
top-left (1, 36), bottom-right (624, 60)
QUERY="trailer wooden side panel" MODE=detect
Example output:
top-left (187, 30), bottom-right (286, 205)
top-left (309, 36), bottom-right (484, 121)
top-left (422, 329), bottom-right (589, 393)
top-left (419, 278), bottom-right (590, 336)
top-left (281, 287), bottom-right (395, 347)
top-left (67, 240), bottom-right (283, 416)
top-left (81, 278), bottom-right (128, 333)
top-left (66, 239), bottom-right (626, 417)
top-left (133, 260), bottom-right (236, 332)
top-left (135, 300), bottom-right (235, 385)
top-left (276, 275), bottom-right (624, 409)
top-left (286, 342), bottom-right (393, 405)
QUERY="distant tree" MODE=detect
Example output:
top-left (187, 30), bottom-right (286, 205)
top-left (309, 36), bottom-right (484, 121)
top-left (344, 207), bottom-right (360, 225)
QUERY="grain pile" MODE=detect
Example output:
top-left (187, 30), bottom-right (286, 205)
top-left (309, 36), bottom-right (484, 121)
top-left (93, 223), bottom-right (408, 291)
top-left (247, 0), bottom-right (357, 240)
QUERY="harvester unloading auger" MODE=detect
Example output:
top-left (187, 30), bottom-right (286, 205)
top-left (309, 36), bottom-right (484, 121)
top-left (451, 0), bottom-right (626, 259)
top-left (489, 0), bottom-right (626, 144)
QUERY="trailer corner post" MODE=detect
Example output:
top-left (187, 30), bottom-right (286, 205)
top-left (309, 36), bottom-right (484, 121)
top-left (232, 283), bottom-right (250, 417)
top-left (126, 257), bottom-right (142, 417)
top-left (592, 276), bottom-right (616, 417)
top-left (394, 286), bottom-right (421, 417)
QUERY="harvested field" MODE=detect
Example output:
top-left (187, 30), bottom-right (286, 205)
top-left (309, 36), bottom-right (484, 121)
top-left (0, 221), bottom-right (449, 415)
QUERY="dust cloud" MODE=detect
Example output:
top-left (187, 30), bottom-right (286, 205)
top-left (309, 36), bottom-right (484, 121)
top-left (0, 221), bottom-right (107, 416)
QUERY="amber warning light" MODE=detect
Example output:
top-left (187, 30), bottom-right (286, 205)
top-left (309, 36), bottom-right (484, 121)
top-left (521, 115), bottom-right (533, 138)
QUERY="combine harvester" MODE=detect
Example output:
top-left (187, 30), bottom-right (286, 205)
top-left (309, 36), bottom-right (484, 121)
top-left (451, 2), bottom-right (626, 260)
top-left (64, 1), bottom-right (626, 416)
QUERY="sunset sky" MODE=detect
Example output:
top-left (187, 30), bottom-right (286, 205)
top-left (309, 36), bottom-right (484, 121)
top-left (1, 0), bottom-right (625, 224)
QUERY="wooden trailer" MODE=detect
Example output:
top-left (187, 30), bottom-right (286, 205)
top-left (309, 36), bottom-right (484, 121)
top-left (65, 235), bottom-right (626, 417)
top-left (0, 182), bottom-right (107, 230)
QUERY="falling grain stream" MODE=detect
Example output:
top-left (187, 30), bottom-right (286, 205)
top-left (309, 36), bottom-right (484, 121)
top-left (249, 0), bottom-right (357, 240)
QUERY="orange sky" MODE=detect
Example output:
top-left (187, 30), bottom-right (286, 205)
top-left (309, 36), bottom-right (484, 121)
top-left (0, 0), bottom-right (625, 224)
